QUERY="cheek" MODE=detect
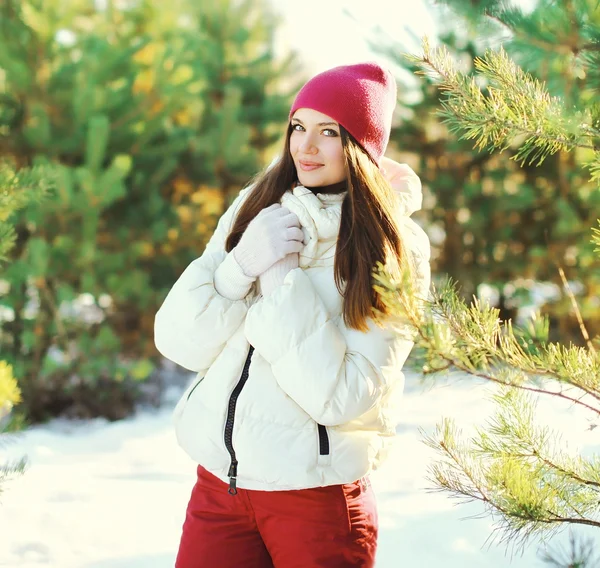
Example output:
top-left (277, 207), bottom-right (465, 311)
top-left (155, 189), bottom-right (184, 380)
top-left (289, 133), bottom-right (299, 155)
top-left (326, 143), bottom-right (344, 170)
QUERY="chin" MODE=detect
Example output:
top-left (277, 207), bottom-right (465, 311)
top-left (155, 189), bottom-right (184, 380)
top-left (298, 174), bottom-right (325, 187)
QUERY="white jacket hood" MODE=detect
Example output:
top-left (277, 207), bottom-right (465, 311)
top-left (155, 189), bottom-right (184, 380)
top-left (380, 157), bottom-right (423, 216)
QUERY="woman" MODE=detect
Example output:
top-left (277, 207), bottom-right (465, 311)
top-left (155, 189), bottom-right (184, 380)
top-left (155, 62), bottom-right (431, 568)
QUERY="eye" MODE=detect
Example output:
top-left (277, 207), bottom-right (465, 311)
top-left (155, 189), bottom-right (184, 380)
top-left (323, 128), bottom-right (339, 137)
top-left (291, 123), bottom-right (304, 131)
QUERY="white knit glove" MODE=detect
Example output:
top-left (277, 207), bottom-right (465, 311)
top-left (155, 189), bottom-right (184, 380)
top-left (259, 253), bottom-right (299, 296)
top-left (233, 204), bottom-right (304, 278)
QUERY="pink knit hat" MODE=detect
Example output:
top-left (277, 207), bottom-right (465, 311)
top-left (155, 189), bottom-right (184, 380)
top-left (289, 62), bottom-right (397, 165)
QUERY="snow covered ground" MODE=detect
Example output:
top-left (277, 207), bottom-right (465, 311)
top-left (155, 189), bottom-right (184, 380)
top-left (1, 372), bottom-right (598, 568)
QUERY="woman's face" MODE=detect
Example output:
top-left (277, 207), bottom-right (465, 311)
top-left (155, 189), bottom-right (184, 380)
top-left (289, 108), bottom-right (346, 187)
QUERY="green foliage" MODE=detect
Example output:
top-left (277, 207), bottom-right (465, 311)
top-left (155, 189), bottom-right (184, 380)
top-left (373, 0), bottom-right (600, 558)
top-left (408, 40), bottom-right (599, 175)
top-left (375, 262), bottom-right (600, 552)
top-left (376, 268), bottom-right (600, 394)
top-left (0, 0), bottom-right (297, 421)
top-left (423, 388), bottom-right (600, 549)
top-left (0, 162), bottom-right (54, 262)
top-left (0, 160), bottom-right (51, 495)
top-left (376, 0), bottom-right (600, 342)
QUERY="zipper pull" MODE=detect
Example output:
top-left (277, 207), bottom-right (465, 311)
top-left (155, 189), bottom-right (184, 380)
top-left (227, 460), bottom-right (238, 496)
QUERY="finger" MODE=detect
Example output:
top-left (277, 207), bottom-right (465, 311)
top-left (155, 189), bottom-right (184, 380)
top-left (286, 227), bottom-right (305, 243)
top-left (281, 212), bottom-right (301, 228)
top-left (283, 240), bottom-right (304, 255)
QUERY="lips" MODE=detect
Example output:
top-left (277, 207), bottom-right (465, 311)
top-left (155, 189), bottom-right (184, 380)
top-left (298, 160), bottom-right (324, 171)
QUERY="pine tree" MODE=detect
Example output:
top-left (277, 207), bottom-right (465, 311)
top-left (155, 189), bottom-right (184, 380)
top-left (377, 1), bottom-right (600, 341)
top-left (0, 161), bottom-right (54, 496)
top-left (0, 0), bottom-right (296, 420)
top-left (375, 0), bottom-right (600, 559)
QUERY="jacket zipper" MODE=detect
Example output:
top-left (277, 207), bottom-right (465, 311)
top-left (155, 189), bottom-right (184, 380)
top-left (317, 423), bottom-right (330, 455)
top-left (224, 345), bottom-right (254, 495)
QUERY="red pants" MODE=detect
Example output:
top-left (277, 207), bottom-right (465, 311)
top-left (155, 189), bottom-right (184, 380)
top-left (176, 465), bottom-right (378, 568)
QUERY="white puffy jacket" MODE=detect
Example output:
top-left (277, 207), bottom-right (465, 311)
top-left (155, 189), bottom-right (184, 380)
top-left (154, 162), bottom-right (431, 492)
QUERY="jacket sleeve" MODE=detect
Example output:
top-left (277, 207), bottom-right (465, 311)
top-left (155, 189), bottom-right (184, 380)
top-left (244, 218), bottom-right (431, 426)
top-left (154, 187), bottom-right (253, 372)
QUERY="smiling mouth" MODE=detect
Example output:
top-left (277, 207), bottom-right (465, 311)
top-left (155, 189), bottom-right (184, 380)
top-left (298, 161), bottom-right (324, 171)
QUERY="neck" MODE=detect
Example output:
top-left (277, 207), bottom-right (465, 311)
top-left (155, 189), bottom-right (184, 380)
top-left (302, 180), bottom-right (347, 195)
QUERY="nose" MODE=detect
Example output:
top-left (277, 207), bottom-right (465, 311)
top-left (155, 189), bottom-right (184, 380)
top-left (298, 132), bottom-right (318, 154)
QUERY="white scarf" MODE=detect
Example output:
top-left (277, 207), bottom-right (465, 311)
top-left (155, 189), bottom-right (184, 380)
top-left (280, 185), bottom-right (345, 269)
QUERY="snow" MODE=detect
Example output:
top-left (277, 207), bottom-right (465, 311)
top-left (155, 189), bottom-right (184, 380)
top-left (1, 374), bottom-right (598, 568)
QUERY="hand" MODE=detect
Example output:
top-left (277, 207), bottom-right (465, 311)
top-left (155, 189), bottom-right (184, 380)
top-left (259, 253), bottom-right (299, 296)
top-left (233, 204), bottom-right (304, 278)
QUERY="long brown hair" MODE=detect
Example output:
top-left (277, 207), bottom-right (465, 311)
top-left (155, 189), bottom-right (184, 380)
top-left (225, 124), bottom-right (409, 332)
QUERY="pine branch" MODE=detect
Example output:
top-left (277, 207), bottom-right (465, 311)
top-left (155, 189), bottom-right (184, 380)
top-left (557, 266), bottom-right (595, 354)
top-left (447, 360), bottom-right (600, 417)
top-left (423, 390), bottom-right (600, 547)
top-left (437, 303), bottom-right (600, 412)
top-left (528, 450), bottom-right (600, 491)
top-left (537, 516), bottom-right (600, 529)
top-left (407, 40), bottom-right (599, 176)
top-left (424, 419), bottom-right (600, 547)
top-left (374, 269), bottom-right (600, 417)
top-left (0, 161), bottom-right (55, 263)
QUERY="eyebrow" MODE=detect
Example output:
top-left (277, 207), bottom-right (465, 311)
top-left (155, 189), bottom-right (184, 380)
top-left (292, 118), bottom-right (339, 128)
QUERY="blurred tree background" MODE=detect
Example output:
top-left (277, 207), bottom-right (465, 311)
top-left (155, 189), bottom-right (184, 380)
top-left (0, 0), bottom-right (298, 421)
top-left (377, 0), bottom-right (600, 342)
